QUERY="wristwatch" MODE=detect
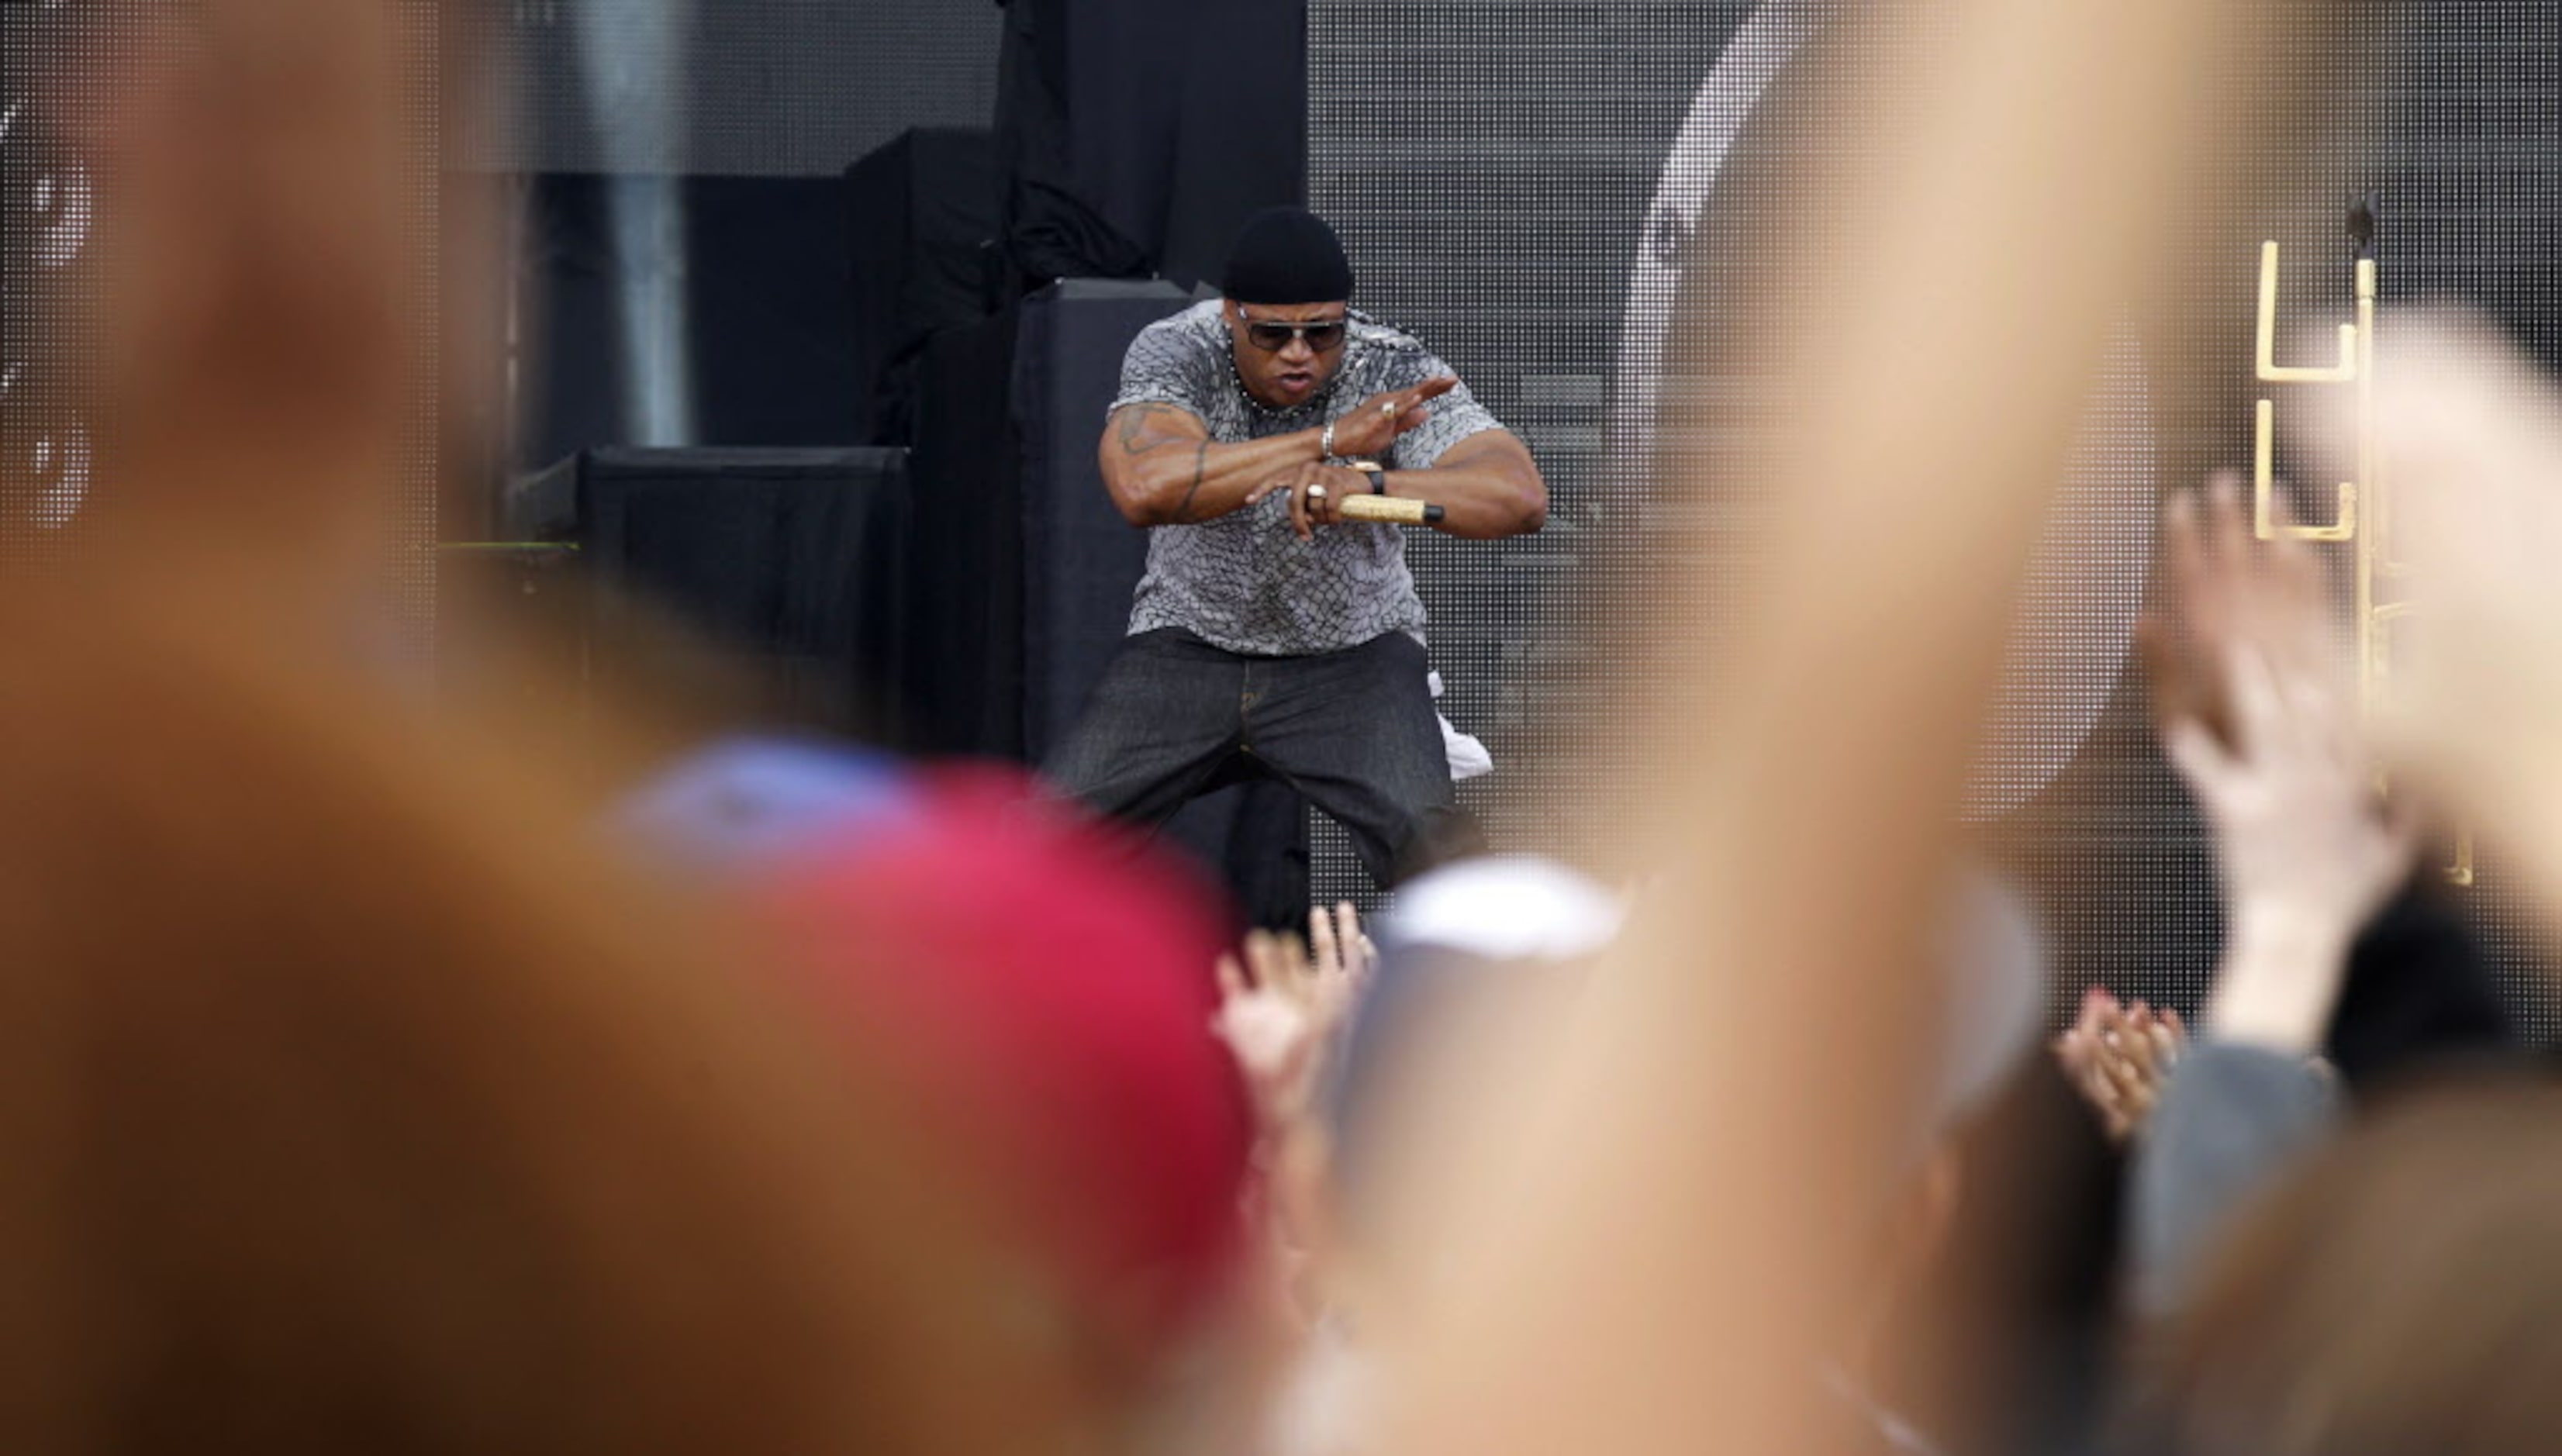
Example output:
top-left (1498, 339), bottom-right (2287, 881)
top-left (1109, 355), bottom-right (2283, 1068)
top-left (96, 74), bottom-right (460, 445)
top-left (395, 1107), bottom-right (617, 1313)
top-left (1341, 459), bottom-right (1390, 495)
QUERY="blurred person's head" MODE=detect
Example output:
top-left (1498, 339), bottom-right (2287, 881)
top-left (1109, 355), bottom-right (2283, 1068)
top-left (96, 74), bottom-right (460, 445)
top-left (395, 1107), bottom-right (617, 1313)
top-left (615, 734), bottom-right (923, 874)
top-left (2139, 1077), bottom-right (2562, 1456)
top-left (0, 581), bottom-right (1092, 1452)
top-left (748, 775), bottom-right (1258, 1399)
top-left (1841, 868), bottom-right (2049, 1282)
top-left (1220, 207), bottom-right (1356, 411)
top-left (1327, 856), bottom-right (1623, 1308)
top-left (1832, 868), bottom-right (2066, 1452)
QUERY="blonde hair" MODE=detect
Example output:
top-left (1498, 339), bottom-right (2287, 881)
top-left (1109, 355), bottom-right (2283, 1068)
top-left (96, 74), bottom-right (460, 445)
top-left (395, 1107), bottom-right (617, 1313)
top-left (2147, 1076), bottom-right (2562, 1456)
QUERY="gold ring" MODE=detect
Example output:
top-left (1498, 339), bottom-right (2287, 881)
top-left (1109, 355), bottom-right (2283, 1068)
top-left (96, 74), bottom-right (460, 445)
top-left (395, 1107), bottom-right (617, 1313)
top-left (1381, 402), bottom-right (1397, 418)
top-left (1308, 484), bottom-right (1328, 499)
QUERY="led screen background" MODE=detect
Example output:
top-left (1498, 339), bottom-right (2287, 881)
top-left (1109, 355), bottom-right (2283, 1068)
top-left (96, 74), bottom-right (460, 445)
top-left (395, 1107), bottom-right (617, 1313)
top-left (1310, 0), bottom-right (2562, 1031)
top-left (0, 1), bottom-right (447, 646)
top-left (2, 0), bottom-right (105, 571)
top-left (459, 0), bottom-right (1000, 177)
top-left (9, 3), bottom-right (2556, 1031)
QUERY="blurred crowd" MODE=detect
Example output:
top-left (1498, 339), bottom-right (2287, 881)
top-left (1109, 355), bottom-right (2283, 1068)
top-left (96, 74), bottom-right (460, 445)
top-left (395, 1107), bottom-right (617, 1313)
top-left (16, 2), bottom-right (2562, 1454)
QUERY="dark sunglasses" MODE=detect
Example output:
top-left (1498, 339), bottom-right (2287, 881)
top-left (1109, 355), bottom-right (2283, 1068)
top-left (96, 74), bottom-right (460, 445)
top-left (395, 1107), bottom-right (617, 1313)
top-left (1238, 311), bottom-right (1349, 353)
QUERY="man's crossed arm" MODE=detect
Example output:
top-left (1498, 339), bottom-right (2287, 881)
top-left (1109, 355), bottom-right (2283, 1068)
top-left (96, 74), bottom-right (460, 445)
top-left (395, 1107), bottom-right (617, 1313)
top-left (1100, 381), bottom-right (1544, 542)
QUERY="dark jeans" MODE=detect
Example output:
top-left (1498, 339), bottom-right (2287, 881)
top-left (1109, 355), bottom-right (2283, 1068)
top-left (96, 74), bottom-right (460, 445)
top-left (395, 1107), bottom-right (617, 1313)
top-left (1044, 627), bottom-right (1456, 888)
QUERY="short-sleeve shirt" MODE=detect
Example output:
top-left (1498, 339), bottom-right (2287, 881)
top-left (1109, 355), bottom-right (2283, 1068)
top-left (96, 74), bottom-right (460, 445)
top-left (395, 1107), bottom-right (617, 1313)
top-left (1109, 300), bottom-right (1507, 657)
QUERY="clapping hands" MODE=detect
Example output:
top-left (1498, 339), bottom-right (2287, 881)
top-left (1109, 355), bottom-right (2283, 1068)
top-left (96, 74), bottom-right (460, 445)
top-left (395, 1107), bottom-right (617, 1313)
top-left (2053, 987), bottom-right (2186, 1144)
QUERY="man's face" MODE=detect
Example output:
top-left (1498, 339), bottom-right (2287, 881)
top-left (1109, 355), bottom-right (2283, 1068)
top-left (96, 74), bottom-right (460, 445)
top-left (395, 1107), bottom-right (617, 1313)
top-left (1224, 299), bottom-right (1351, 410)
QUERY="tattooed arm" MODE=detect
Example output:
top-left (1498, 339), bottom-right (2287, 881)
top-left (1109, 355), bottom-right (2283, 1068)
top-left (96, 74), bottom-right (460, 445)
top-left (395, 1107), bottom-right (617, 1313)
top-left (1100, 378), bottom-right (1455, 529)
top-left (1097, 403), bottom-right (1324, 528)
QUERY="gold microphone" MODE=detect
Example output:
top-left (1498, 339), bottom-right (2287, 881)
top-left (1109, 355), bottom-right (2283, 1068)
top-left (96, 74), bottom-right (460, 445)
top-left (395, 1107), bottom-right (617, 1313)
top-left (1329, 459), bottom-right (1445, 526)
top-left (1339, 495), bottom-right (1443, 526)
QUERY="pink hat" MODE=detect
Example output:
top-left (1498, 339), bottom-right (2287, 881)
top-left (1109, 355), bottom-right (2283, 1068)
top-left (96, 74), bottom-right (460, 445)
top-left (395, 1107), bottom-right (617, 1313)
top-left (758, 771), bottom-right (1253, 1341)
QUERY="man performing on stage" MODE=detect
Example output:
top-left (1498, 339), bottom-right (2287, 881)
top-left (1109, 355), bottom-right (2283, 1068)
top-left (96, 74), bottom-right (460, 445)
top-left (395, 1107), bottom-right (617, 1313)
top-left (1044, 205), bottom-right (1548, 888)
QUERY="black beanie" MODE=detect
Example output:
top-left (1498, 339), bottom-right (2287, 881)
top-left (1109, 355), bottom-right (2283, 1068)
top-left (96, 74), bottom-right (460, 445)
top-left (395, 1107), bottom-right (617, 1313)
top-left (1219, 206), bottom-right (1355, 305)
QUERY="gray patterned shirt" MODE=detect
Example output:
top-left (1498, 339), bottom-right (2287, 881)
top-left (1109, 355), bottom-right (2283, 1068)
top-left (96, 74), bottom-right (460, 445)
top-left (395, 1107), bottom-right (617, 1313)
top-left (1110, 300), bottom-right (1506, 657)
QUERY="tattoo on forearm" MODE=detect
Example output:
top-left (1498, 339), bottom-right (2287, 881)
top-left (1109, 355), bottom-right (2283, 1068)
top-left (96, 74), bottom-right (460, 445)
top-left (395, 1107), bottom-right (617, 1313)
top-left (1117, 405), bottom-right (1182, 456)
top-left (1171, 441), bottom-right (1210, 522)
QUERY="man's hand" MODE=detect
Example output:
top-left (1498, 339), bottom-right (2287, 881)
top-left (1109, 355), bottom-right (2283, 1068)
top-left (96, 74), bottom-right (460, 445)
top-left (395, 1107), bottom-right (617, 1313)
top-left (1327, 376), bottom-right (1461, 460)
top-left (1247, 462), bottom-right (1372, 540)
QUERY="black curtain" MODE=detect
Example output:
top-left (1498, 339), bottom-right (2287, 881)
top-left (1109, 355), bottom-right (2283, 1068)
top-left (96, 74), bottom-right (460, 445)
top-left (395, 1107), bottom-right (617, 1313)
top-left (993, 0), bottom-right (1307, 288)
top-left (516, 174), bottom-right (861, 470)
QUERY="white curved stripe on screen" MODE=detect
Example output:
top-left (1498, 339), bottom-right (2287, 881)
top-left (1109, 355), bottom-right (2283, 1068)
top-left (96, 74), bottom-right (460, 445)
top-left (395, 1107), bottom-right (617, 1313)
top-left (1610, 0), bottom-right (2156, 822)
top-left (31, 425), bottom-right (92, 530)
top-left (1963, 323), bottom-right (2155, 820)
top-left (3, 97), bottom-right (95, 269)
top-left (33, 165), bottom-right (92, 269)
top-left (1607, 0), bottom-right (1820, 480)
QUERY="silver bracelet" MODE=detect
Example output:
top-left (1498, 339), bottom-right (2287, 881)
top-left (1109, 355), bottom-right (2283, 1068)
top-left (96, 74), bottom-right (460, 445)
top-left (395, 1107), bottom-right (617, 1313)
top-left (1320, 419), bottom-right (1337, 461)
